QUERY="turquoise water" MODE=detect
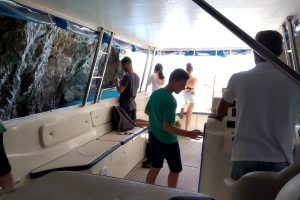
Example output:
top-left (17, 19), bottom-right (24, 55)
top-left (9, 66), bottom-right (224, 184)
top-left (62, 89), bottom-right (120, 107)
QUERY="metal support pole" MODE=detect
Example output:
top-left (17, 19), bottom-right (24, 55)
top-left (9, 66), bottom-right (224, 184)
top-left (192, 0), bottom-right (300, 85)
top-left (281, 24), bottom-right (292, 67)
top-left (286, 17), bottom-right (300, 73)
top-left (139, 46), bottom-right (151, 92)
top-left (145, 48), bottom-right (157, 92)
top-left (94, 31), bottom-right (115, 103)
top-left (82, 28), bottom-right (104, 106)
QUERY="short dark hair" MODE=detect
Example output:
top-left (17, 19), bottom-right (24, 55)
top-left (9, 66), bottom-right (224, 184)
top-left (121, 56), bottom-right (132, 64)
top-left (169, 68), bottom-right (190, 82)
top-left (255, 30), bottom-right (283, 56)
top-left (186, 63), bottom-right (193, 72)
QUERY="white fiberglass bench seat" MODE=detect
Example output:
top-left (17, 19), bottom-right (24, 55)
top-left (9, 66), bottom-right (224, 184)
top-left (1, 172), bottom-right (213, 200)
top-left (29, 140), bottom-right (121, 178)
top-left (29, 127), bottom-right (148, 179)
top-left (97, 127), bottom-right (148, 178)
top-left (98, 127), bottom-right (147, 144)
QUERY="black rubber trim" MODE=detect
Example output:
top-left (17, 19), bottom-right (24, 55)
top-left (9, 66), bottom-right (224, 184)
top-left (29, 143), bottom-right (121, 179)
top-left (169, 196), bottom-right (215, 200)
top-left (120, 127), bottom-right (148, 145)
top-left (198, 122), bottom-right (206, 192)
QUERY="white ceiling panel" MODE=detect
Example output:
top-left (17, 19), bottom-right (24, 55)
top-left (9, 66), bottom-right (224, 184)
top-left (14, 0), bottom-right (300, 49)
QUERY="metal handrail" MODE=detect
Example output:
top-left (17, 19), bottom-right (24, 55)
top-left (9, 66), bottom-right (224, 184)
top-left (192, 0), bottom-right (300, 86)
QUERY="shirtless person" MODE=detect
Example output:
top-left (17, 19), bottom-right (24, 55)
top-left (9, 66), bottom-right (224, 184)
top-left (179, 63), bottom-right (198, 130)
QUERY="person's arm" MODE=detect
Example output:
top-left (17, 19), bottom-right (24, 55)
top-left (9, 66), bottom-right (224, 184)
top-left (209, 74), bottom-right (236, 120)
top-left (144, 108), bottom-right (149, 116)
top-left (210, 98), bottom-right (230, 120)
top-left (156, 78), bottom-right (164, 86)
top-left (116, 85), bottom-right (125, 93)
top-left (114, 76), bottom-right (126, 94)
top-left (163, 121), bottom-right (202, 139)
top-left (0, 121), bottom-right (6, 133)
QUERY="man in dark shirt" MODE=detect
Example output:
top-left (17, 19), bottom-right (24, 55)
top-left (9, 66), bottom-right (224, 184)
top-left (114, 56), bottom-right (140, 120)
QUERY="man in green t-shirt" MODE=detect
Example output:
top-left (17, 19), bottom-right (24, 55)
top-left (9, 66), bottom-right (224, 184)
top-left (145, 68), bottom-right (202, 188)
top-left (0, 121), bottom-right (14, 191)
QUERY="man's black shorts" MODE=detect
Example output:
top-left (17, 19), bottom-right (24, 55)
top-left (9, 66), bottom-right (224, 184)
top-left (0, 134), bottom-right (11, 176)
top-left (149, 133), bottom-right (182, 173)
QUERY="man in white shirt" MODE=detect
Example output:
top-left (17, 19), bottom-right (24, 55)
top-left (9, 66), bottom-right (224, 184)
top-left (212, 30), bottom-right (300, 180)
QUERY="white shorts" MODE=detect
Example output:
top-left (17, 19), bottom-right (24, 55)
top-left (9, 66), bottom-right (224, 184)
top-left (183, 90), bottom-right (195, 104)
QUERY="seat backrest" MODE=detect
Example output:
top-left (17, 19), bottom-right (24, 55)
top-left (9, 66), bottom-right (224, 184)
top-left (275, 173), bottom-right (300, 200)
top-left (223, 164), bottom-right (300, 200)
top-left (90, 105), bottom-right (112, 127)
top-left (39, 112), bottom-right (93, 148)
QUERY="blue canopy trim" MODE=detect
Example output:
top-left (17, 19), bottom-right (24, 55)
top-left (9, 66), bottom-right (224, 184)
top-left (0, 0), bottom-right (51, 24)
top-left (157, 49), bottom-right (251, 57)
top-left (112, 37), bottom-right (148, 53)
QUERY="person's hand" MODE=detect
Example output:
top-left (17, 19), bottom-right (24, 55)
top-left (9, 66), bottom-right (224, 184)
top-left (175, 120), bottom-right (181, 128)
top-left (113, 77), bottom-right (119, 86)
top-left (189, 129), bottom-right (203, 140)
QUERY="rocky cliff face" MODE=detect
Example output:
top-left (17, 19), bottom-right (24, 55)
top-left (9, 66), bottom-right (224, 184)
top-left (0, 15), bottom-right (121, 120)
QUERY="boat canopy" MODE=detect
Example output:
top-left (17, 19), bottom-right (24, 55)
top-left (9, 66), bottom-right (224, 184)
top-left (4, 0), bottom-right (300, 50)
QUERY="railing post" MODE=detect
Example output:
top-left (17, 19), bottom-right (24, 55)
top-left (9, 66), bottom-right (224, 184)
top-left (139, 46), bottom-right (151, 92)
top-left (145, 48), bottom-right (157, 92)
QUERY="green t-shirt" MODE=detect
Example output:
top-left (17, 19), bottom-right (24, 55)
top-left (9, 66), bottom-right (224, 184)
top-left (146, 88), bottom-right (177, 144)
top-left (0, 121), bottom-right (6, 133)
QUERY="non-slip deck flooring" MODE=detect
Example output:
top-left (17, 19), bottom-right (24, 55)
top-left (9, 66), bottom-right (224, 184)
top-left (125, 137), bottom-right (203, 192)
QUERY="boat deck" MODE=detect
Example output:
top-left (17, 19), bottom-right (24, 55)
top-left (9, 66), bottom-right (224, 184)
top-left (125, 136), bottom-right (203, 192)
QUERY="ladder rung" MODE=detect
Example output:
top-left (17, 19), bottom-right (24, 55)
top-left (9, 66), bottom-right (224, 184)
top-left (92, 76), bottom-right (103, 79)
top-left (99, 51), bottom-right (108, 55)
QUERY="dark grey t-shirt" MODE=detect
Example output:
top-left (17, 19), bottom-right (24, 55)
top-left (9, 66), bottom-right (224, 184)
top-left (119, 72), bottom-right (140, 111)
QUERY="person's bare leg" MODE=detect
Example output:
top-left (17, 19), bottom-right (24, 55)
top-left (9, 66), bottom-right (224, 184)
top-left (0, 172), bottom-right (14, 192)
top-left (146, 168), bottom-right (160, 184)
top-left (185, 103), bottom-right (194, 130)
top-left (168, 171), bottom-right (179, 188)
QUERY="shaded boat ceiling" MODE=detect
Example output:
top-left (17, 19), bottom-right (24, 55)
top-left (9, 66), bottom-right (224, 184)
top-left (13, 0), bottom-right (300, 50)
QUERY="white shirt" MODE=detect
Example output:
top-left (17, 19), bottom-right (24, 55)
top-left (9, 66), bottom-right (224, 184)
top-left (223, 61), bottom-right (300, 164)
top-left (148, 73), bottom-right (162, 92)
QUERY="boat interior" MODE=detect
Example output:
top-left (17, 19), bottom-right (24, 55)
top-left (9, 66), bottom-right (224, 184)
top-left (0, 0), bottom-right (300, 200)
